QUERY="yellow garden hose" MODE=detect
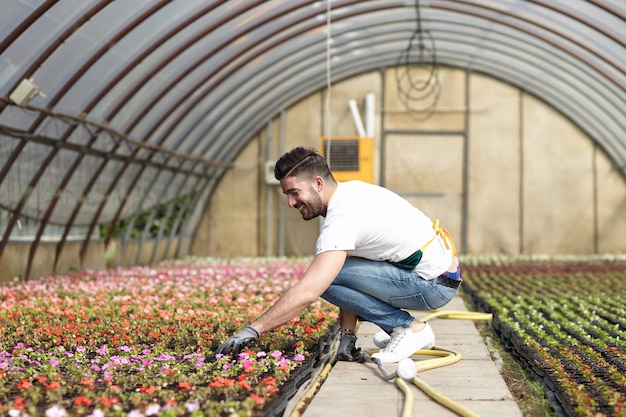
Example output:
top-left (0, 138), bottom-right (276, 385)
top-left (392, 310), bottom-right (493, 417)
top-left (421, 310), bottom-right (493, 323)
top-left (411, 375), bottom-right (481, 417)
top-left (395, 378), bottom-right (414, 417)
top-left (399, 346), bottom-right (480, 417)
top-left (289, 310), bottom-right (493, 417)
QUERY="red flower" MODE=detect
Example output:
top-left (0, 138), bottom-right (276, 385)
top-left (178, 381), bottom-right (193, 391)
top-left (249, 393), bottom-right (265, 405)
top-left (46, 381), bottom-right (61, 390)
top-left (260, 376), bottom-right (276, 386)
top-left (99, 397), bottom-right (119, 408)
top-left (208, 377), bottom-right (235, 388)
top-left (13, 397), bottom-right (26, 410)
top-left (79, 378), bottom-right (94, 388)
top-left (140, 385), bottom-right (156, 394)
top-left (74, 396), bottom-right (93, 406)
top-left (17, 379), bottom-right (32, 390)
top-left (237, 375), bottom-right (251, 390)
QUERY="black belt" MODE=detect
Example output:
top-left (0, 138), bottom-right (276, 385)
top-left (437, 275), bottom-right (462, 289)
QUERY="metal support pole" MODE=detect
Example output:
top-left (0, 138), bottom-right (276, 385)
top-left (266, 121), bottom-right (274, 256)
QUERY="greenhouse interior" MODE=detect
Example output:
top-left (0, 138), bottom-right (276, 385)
top-left (1, 1), bottom-right (625, 417)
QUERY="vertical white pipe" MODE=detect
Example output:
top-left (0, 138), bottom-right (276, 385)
top-left (365, 92), bottom-right (375, 138)
top-left (348, 99), bottom-right (366, 137)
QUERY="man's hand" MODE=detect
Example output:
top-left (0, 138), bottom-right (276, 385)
top-left (336, 334), bottom-right (366, 362)
top-left (215, 326), bottom-right (260, 356)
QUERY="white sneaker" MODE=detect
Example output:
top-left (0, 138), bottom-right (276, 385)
top-left (371, 323), bottom-right (435, 363)
top-left (373, 326), bottom-right (436, 349)
top-left (373, 331), bottom-right (392, 348)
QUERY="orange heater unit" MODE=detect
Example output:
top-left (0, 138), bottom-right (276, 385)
top-left (320, 136), bottom-right (374, 183)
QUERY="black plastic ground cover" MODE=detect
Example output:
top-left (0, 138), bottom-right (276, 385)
top-left (261, 324), bottom-right (339, 417)
top-left (490, 319), bottom-right (574, 417)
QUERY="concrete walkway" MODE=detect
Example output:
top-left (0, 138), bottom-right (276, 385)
top-left (290, 295), bottom-right (523, 417)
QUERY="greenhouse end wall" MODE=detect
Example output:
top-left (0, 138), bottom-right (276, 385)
top-left (197, 68), bottom-right (626, 259)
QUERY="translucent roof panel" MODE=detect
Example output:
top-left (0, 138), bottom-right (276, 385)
top-left (3, 0), bottom-right (624, 166)
top-left (1, 0), bottom-right (625, 262)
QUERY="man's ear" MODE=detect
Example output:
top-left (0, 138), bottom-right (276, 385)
top-left (314, 176), bottom-right (324, 192)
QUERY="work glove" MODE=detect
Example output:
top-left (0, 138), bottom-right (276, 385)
top-left (336, 334), bottom-right (366, 362)
top-left (215, 325), bottom-right (260, 356)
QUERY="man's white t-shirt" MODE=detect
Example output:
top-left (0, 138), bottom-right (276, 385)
top-left (316, 181), bottom-right (453, 280)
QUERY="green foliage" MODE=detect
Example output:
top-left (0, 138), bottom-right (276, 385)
top-left (99, 193), bottom-right (195, 240)
top-left (462, 259), bottom-right (626, 417)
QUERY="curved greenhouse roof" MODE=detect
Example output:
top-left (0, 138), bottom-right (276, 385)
top-left (1, 0), bottom-right (625, 275)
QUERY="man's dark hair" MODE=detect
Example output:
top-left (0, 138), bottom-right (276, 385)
top-left (274, 146), bottom-right (334, 181)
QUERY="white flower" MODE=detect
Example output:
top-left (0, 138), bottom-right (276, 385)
top-left (146, 404), bottom-right (161, 416)
top-left (45, 405), bottom-right (67, 417)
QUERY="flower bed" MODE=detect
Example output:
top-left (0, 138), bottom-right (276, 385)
top-left (0, 258), bottom-right (338, 417)
top-left (460, 255), bottom-right (626, 417)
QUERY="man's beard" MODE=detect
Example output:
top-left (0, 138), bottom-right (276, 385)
top-left (300, 192), bottom-right (323, 220)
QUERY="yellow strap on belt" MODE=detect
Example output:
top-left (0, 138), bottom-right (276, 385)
top-left (419, 219), bottom-right (457, 256)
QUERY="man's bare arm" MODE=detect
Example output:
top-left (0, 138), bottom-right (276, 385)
top-left (250, 250), bottom-right (347, 334)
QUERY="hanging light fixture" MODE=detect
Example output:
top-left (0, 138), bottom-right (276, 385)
top-left (395, 0), bottom-right (440, 120)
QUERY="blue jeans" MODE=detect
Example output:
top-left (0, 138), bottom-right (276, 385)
top-left (321, 257), bottom-right (459, 334)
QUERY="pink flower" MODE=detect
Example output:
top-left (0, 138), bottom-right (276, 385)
top-left (242, 359), bottom-right (254, 370)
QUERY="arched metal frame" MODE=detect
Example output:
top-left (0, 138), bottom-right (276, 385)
top-left (0, 0), bottom-right (624, 276)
